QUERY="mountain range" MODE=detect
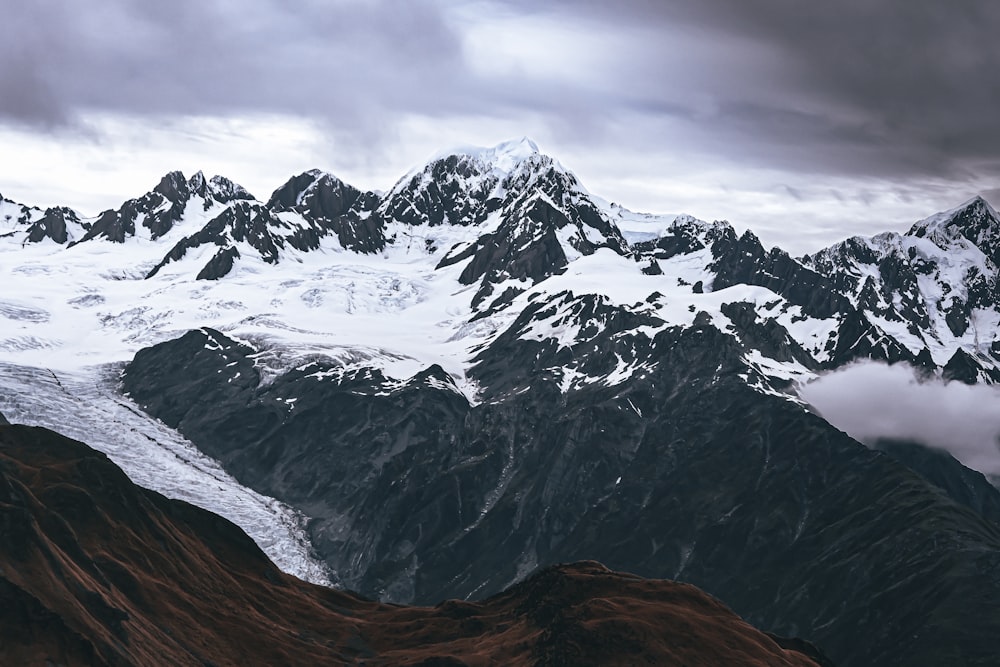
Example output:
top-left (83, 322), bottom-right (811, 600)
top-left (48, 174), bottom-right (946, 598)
top-left (3, 138), bottom-right (1000, 665)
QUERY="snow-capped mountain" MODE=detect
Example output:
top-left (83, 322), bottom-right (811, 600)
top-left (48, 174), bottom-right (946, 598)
top-left (7, 138), bottom-right (1000, 390)
top-left (76, 170), bottom-right (254, 245)
top-left (804, 196), bottom-right (1000, 382)
top-left (1, 194), bottom-right (87, 244)
top-left (4, 139), bottom-right (1000, 666)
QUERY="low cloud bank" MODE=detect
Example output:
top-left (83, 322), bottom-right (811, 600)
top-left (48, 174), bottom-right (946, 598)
top-left (798, 361), bottom-right (1000, 476)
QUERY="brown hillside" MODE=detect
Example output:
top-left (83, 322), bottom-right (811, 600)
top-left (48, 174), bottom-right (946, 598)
top-left (0, 423), bottom-right (826, 666)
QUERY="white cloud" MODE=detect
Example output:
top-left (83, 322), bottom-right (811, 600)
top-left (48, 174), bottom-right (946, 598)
top-left (798, 361), bottom-right (1000, 476)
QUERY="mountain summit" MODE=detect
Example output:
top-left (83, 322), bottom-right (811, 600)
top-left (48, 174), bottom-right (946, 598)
top-left (908, 195), bottom-right (1000, 263)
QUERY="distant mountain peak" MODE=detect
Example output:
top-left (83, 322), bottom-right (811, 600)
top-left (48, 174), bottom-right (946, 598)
top-left (473, 136), bottom-right (541, 167)
top-left (188, 170), bottom-right (207, 193)
top-left (268, 170), bottom-right (344, 210)
top-left (495, 135), bottom-right (540, 153)
top-left (207, 174), bottom-right (254, 204)
top-left (265, 169), bottom-right (370, 225)
top-left (153, 170), bottom-right (191, 203)
top-left (908, 194), bottom-right (1000, 262)
top-left (377, 138), bottom-right (562, 230)
top-left (431, 136), bottom-right (541, 166)
top-left (909, 195), bottom-right (998, 236)
top-left (406, 137), bottom-right (552, 188)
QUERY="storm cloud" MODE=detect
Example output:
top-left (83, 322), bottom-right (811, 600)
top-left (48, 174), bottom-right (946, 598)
top-left (2, 1), bottom-right (999, 249)
top-left (0, 2), bottom-right (471, 130)
top-left (5, 2), bottom-right (999, 173)
top-left (799, 361), bottom-right (1000, 476)
top-left (510, 1), bottom-right (1000, 180)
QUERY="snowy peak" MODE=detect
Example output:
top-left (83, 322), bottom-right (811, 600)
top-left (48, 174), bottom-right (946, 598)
top-left (0, 195), bottom-right (89, 245)
top-left (74, 170), bottom-right (253, 245)
top-left (267, 170), bottom-right (328, 210)
top-left (171, 170), bottom-right (253, 206)
top-left (207, 174), bottom-right (255, 204)
top-left (0, 196), bottom-right (40, 236)
top-left (266, 170), bottom-right (383, 254)
top-left (151, 169), bottom-right (253, 206)
top-left (482, 135), bottom-right (540, 157)
top-left (378, 154), bottom-right (504, 228)
top-left (267, 169), bottom-right (361, 219)
top-left (377, 138), bottom-right (560, 229)
top-left (428, 148), bottom-right (629, 311)
top-left (908, 195), bottom-right (1000, 263)
top-left (428, 136), bottom-right (542, 175)
top-left (632, 214), bottom-right (735, 263)
top-left (372, 137), bottom-right (631, 312)
top-left (152, 170), bottom-right (191, 204)
top-left (26, 206), bottom-right (86, 244)
top-left (801, 197), bottom-right (1000, 374)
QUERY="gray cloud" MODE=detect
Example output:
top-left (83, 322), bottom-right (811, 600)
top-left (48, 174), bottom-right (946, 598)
top-left (515, 0), bottom-right (1000, 183)
top-left (798, 361), bottom-right (1000, 476)
top-left (3, 0), bottom-right (999, 246)
top-left (0, 1), bottom-right (475, 132)
top-left (6, 1), bottom-right (1000, 180)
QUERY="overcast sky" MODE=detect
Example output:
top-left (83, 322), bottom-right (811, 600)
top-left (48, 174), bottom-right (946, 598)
top-left (2, 0), bottom-right (999, 253)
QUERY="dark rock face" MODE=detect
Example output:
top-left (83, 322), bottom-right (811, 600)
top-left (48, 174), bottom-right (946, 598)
top-left (147, 172), bottom-right (385, 278)
top-left (720, 301), bottom-right (819, 370)
top-left (875, 438), bottom-right (1000, 527)
top-left (123, 328), bottom-right (259, 430)
top-left (146, 201), bottom-right (320, 279)
top-left (710, 229), bottom-right (851, 320)
top-left (942, 348), bottom-right (999, 384)
top-left (25, 207), bottom-right (82, 244)
top-left (267, 170), bottom-right (384, 253)
top-left (74, 171), bottom-right (254, 245)
top-left (454, 202), bottom-right (571, 309)
top-left (77, 206), bottom-right (136, 244)
top-left (376, 154), bottom-right (499, 228)
top-left (0, 424), bottom-right (825, 667)
top-left (436, 163), bottom-right (628, 310)
top-left (195, 246), bottom-right (241, 281)
top-left (123, 316), bottom-right (1000, 666)
top-left (822, 308), bottom-right (923, 368)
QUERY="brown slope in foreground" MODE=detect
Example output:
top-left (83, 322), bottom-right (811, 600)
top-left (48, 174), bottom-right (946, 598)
top-left (0, 423), bottom-right (828, 666)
